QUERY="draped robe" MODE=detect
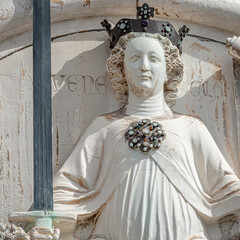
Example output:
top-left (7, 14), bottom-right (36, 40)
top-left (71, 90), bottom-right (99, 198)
top-left (53, 113), bottom-right (240, 240)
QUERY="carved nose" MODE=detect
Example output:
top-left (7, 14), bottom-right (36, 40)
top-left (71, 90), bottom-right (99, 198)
top-left (139, 66), bottom-right (149, 72)
top-left (139, 59), bottom-right (149, 72)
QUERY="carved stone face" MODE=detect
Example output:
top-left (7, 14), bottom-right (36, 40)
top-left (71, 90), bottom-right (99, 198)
top-left (124, 36), bottom-right (166, 97)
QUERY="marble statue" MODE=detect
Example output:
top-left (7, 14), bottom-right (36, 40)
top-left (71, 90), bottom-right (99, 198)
top-left (226, 36), bottom-right (240, 60)
top-left (53, 32), bottom-right (240, 240)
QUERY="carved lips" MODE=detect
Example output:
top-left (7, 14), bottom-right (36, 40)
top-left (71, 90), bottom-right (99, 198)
top-left (138, 75), bottom-right (152, 80)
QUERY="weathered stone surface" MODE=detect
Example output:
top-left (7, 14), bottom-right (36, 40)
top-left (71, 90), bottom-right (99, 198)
top-left (52, 33), bottom-right (240, 239)
top-left (0, 223), bottom-right (60, 240)
top-left (0, 16), bottom-right (239, 222)
top-left (0, 223), bottom-right (29, 240)
top-left (0, 1), bottom-right (240, 239)
top-left (1, 0), bottom-right (240, 41)
top-left (28, 227), bottom-right (60, 240)
top-left (218, 214), bottom-right (240, 240)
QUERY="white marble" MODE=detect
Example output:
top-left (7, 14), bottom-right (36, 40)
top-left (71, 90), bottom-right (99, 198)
top-left (0, 1), bottom-right (240, 239)
top-left (2, 0), bottom-right (240, 42)
top-left (0, 223), bottom-right (29, 240)
top-left (0, 223), bottom-right (60, 240)
top-left (226, 36), bottom-right (240, 60)
top-left (53, 34), bottom-right (240, 240)
top-left (1, 18), bottom-right (239, 224)
top-left (124, 37), bottom-right (172, 118)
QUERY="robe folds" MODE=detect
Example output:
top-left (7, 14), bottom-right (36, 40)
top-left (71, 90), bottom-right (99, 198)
top-left (53, 113), bottom-right (240, 240)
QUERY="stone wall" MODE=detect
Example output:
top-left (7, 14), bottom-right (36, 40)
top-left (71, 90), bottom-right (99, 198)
top-left (0, 3), bottom-right (240, 238)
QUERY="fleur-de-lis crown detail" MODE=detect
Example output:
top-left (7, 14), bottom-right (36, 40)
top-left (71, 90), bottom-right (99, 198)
top-left (101, 3), bottom-right (189, 54)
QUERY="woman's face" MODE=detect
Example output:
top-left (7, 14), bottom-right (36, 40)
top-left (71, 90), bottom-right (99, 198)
top-left (124, 37), bottom-right (166, 97)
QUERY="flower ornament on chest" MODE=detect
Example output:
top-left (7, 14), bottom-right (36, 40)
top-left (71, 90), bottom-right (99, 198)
top-left (125, 119), bottom-right (166, 152)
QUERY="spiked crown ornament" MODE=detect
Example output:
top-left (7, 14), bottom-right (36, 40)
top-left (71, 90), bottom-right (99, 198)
top-left (101, 3), bottom-right (189, 53)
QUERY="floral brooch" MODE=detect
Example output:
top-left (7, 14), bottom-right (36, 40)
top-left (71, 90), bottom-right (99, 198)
top-left (125, 119), bottom-right (166, 152)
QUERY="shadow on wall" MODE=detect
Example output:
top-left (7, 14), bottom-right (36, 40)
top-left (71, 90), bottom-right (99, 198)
top-left (174, 71), bottom-right (240, 177)
top-left (51, 36), bottom-right (118, 171)
top-left (50, 31), bottom-right (240, 176)
top-left (21, 29), bottom-right (240, 217)
top-left (172, 37), bottom-right (240, 176)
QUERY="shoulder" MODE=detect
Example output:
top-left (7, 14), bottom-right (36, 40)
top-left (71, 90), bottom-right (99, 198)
top-left (89, 109), bottom-right (121, 127)
top-left (170, 113), bottom-right (204, 128)
top-left (182, 115), bottom-right (208, 132)
top-left (99, 110), bottom-right (122, 122)
top-left (95, 108), bottom-right (128, 128)
top-left (85, 109), bottom-right (125, 134)
top-left (168, 114), bottom-right (208, 139)
top-left (175, 114), bottom-right (214, 144)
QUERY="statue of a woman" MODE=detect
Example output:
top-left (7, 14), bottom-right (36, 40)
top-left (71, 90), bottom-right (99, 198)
top-left (53, 32), bottom-right (240, 240)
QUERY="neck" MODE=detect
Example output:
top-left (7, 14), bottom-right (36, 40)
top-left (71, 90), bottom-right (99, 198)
top-left (125, 91), bottom-right (173, 118)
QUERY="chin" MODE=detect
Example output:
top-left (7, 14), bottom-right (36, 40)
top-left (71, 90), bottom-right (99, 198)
top-left (136, 82), bottom-right (154, 90)
top-left (133, 86), bottom-right (155, 97)
top-left (129, 81), bottom-right (156, 97)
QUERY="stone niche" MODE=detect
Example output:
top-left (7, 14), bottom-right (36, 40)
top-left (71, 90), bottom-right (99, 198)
top-left (0, 0), bottom-right (240, 239)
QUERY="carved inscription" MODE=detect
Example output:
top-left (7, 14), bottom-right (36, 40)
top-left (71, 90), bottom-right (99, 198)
top-left (52, 74), bottom-right (108, 95)
top-left (190, 79), bottom-right (224, 100)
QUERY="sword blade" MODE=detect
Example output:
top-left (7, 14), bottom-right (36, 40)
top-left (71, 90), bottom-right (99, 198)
top-left (33, 0), bottom-right (53, 211)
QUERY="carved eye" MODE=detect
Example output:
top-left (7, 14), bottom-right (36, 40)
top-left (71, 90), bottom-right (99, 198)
top-left (149, 56), bottom-right (160, 62)
top-left (130, 55), bottom-right (140, 62)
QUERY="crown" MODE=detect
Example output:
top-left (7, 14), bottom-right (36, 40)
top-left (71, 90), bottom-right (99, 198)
top-left (101, 3), bottom-right (189, 53)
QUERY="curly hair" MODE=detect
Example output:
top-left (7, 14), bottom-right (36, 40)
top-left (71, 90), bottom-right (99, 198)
top-left (107, 32), bottom-right (184, 108)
